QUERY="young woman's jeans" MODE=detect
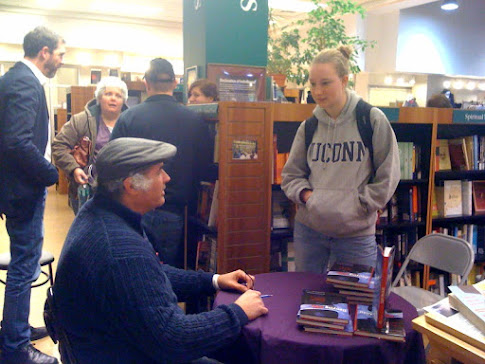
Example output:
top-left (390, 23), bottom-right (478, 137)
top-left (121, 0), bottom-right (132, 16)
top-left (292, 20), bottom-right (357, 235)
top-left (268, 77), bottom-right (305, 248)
top-left (1, 189), bottom-right (46, 351)
top-left (293, 220), bottom-right (377, 273)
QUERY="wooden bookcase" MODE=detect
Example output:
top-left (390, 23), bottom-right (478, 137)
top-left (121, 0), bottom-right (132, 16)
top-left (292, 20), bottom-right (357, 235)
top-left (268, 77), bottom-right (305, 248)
top-left (194, 103), bottom-right (485, 280)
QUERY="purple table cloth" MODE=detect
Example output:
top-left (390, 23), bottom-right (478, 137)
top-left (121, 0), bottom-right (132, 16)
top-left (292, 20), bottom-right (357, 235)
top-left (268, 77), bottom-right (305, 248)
top-left (214, 272), bottom-right (425, 364)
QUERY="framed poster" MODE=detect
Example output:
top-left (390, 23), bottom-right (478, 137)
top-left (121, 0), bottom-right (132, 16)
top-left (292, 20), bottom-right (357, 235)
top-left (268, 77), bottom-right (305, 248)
top-left (186, 66), bottom-right (198, 89)
top-left (90, 69), bottom-right (102, 84)
top-left (207, 64), bottom-right (266, 102)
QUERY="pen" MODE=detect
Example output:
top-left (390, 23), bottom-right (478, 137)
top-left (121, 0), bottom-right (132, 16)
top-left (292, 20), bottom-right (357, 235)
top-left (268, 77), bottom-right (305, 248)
top-left (260, 294), bottom-right (273, 298)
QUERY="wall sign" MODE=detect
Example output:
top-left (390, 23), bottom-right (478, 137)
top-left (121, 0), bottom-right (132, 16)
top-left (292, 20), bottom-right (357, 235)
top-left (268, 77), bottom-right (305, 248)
top-left (240, 0), bottom-right (258, 12)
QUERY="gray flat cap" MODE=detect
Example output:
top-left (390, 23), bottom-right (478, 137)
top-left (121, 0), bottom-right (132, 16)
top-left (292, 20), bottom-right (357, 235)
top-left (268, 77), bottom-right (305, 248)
top-left (96, 137), bottom-right (176, 181)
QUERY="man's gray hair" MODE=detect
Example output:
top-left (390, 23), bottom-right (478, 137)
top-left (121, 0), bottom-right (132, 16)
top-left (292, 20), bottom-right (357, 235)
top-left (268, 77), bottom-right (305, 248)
top-left (95, 76), bottom-right (128, 104)
top-left (23, 26), bottom-right (64, 58)
top-left (98, 170), bottom-right (152, 201)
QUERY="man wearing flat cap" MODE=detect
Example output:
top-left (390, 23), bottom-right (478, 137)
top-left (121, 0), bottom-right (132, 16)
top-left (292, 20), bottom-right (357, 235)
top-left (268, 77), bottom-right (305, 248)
top-left (111, 58), bottom-right (212, 270)
top-left (52, 137), bottom-right (268, 363)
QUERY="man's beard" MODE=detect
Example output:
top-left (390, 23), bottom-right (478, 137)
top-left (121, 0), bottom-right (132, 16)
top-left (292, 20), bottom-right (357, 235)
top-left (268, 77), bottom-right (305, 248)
top-left (44, 59), bottom-right (59, 78)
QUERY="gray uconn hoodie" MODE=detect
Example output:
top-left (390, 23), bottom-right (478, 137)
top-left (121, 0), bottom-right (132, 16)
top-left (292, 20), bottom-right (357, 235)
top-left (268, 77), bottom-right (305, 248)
top-left (281, 90), bottom-right (400, 237)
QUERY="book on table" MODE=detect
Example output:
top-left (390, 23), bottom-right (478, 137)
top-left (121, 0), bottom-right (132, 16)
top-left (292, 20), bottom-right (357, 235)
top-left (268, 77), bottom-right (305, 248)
top-left (297, 290), bottom-right (354, 336)
top-left (448, 279), bottom-right (485, 334)
top-left (353, 305), bottom-right (405, 343)
top-left (298, 290), bottom-right (351, 325)
top-left (423, 296), bottom-right (485, 351)
top-left (326, 262), bottom-right (375, 289)
top-left (373, 245), bottom-right (396, 329)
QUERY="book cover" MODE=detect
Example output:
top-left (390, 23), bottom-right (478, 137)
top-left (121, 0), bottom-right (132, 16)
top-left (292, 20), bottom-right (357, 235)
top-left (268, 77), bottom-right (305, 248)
top-left (373, 245), bottom-right (396, 329)
top-left (448, 138), bottom-right (469, 171)
top-left (327, 262), bottom-right (375, 288)
top-left (462, 180), bottom-right (473, 216)
top-left (472, 181), bottom-right (485, 215)
top-left (464, 136), bottom-right (475, 171)
top-left (448, 281), bottom-right (485, 334)
top-left (423, 297), bottom-right (485, 351)
top-left (353, 305), bottom-right (406, 343)
top-left (298, 291), bottom-right (350, 325)
top-left (436, 180), bottom-right (463, 217)
top-left (437, 139), bottom-right (452, 171)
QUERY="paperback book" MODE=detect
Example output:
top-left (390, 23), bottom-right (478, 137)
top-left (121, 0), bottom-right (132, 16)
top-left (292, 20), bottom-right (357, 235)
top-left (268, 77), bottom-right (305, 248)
top-left (373, 245), bottom-right (396, 329)
top-left (353, 305), bottom-right (406, 343)
top-left (423, 296), bottom-right (485, 351)
top-left (327, 262), bottom-right (375, 289)
top-left (298, 290), bottom-right (351, 325)
top-left (448, 280), bottom-right (485, 334)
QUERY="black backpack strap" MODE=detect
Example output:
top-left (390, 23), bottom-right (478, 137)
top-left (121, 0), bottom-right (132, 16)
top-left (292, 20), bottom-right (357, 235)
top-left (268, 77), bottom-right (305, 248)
top-left (355, 99), bottom-right (375, 173)
top-left (304, 115), bottom-right (318, 152)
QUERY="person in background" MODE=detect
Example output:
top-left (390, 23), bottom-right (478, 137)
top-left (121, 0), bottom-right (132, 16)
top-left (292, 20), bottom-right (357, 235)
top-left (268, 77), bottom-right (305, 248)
top-left (52, 76), bottom-right (129, 214)
top-left (281, 46), bottom-right (400, 274)
top-left (0, 26), bottom-right (65, 364)
top-left (188, 79), bottom-right (219, 104)
top-left (53, 137), bottom-right (268, 363)
top-left (111, 58), bottom-right (212, 269)
top-left (426, 94), bottom-right (453, 108)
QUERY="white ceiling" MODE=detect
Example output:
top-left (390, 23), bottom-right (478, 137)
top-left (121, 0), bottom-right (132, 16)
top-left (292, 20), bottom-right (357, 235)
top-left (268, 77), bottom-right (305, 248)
top-left (0, 0), bottom-right (439, 25)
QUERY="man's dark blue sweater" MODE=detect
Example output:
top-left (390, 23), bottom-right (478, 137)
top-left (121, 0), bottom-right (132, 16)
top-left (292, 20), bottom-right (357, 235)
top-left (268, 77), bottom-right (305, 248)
top-left (53, 191), bottom-right (248, 363)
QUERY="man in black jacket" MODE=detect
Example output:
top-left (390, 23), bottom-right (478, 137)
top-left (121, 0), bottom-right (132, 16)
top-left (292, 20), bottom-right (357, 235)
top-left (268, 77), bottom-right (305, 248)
top-left (111, 58), bottom-right (212, 269)
top-left (0, 26), bottom-right (65, 364)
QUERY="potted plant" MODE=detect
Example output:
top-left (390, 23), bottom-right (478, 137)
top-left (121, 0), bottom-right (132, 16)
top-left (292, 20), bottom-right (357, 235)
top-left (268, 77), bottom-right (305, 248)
top-left (268, 0), bottom-right (376, 87)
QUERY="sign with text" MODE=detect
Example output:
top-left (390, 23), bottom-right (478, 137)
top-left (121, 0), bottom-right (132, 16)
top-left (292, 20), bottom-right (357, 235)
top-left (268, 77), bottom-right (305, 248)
top-left (453, 110), bottom-right (485, 123)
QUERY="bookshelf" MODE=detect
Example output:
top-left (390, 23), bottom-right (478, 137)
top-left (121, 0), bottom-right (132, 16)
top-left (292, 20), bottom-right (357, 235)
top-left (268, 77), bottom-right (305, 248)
top-left (192, 104), bottom-right (485, 280)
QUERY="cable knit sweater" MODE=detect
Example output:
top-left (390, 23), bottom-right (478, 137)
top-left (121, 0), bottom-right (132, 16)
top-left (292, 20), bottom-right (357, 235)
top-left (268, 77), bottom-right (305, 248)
top-left (53, 191), bottom-right (248, 363)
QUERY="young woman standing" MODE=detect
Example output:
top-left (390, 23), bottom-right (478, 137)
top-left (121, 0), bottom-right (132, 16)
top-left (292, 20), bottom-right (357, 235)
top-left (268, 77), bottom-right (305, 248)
top-left (281, 46), bottom-right (400, 273)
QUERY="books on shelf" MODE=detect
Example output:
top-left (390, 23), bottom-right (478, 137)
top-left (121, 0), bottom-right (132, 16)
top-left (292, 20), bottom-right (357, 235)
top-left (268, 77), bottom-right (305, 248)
top-left (462, 180), bottom-right (473, 216)
top-left (437, 139), bottom-right (452, 171)
top-left (448, 279), bottom-right (485, 334)
top-left (448, 138), bottom-right (470, 171)
top-left (423, 296), bottom-right (485, 351)
top-left (197, 180), bottom-right (219, 227)
top-left (195, 235), bottom-right (217, 272)
top-left (327, 262), bottom-right (375, 289)
top-left (397, 142), bottom-right (419, 179)
top-left (435, 180), bottom-right (463, 217)
top-left (353, 305), bottom-right (406, 342)
top-left (472, 180), bottom-right (485, 215)
top-left (373, 245), bottom-right (396, 329)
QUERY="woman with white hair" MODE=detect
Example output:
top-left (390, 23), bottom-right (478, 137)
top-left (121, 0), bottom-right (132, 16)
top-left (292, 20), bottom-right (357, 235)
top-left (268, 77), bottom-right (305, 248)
top-left (53, 76), bottom-right (129, 214)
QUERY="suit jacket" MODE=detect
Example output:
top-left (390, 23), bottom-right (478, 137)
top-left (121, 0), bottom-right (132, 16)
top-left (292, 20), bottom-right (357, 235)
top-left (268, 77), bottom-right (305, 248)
top-left (0, 61), bottom-right (58, 217)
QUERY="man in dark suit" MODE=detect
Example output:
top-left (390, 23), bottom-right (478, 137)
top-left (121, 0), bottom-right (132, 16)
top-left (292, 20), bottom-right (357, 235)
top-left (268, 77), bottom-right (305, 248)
top-left (111, 58), bottom-right (212, 270)
top-left (0, 26), bottom-right (65, 364)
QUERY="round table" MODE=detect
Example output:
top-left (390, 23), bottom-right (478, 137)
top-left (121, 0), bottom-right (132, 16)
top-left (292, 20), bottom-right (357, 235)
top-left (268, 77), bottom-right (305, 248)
top-left (213, 272), bottom-right (425, 364)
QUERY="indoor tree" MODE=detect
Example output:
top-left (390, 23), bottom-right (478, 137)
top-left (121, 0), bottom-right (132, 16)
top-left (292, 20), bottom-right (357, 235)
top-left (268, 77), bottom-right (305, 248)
top-left (268, 0), bottom-right (376, 87)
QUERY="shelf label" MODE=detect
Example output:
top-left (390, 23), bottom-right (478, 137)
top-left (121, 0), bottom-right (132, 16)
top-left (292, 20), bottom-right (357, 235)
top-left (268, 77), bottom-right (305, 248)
top-left (453, 110), bottom-right (485, 123)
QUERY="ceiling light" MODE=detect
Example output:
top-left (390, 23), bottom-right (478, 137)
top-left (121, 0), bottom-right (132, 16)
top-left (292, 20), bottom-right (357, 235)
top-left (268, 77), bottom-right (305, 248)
top-left (443, 80), bottom-right (451, 88)
top-left (396, 77), bottom-right (405, 85)
top-left (453, 80), bottom-right (464, 90)
top-left (441, 0), bottom-right (459, 11)
top-left (409, 78), bottom-right (416, 86)
top-left (478, 82), bottom-right (485, 91)
top-left (466, 81), bottom-right (476, 90)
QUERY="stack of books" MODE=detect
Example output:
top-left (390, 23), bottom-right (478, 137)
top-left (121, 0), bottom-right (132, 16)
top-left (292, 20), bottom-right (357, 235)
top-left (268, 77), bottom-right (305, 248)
top-left (423, 280), bottom-right (485, 351)
top-left (326, 262), bottom-right (375, 305)
top-left (296, 290), bottom-right (353, 336)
